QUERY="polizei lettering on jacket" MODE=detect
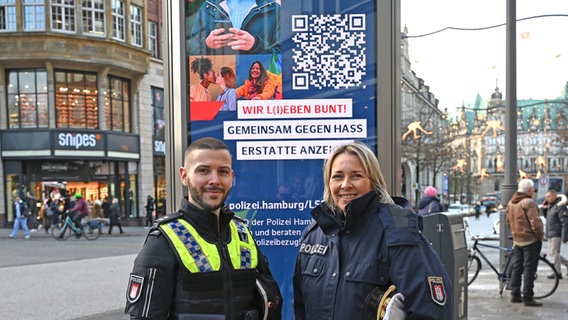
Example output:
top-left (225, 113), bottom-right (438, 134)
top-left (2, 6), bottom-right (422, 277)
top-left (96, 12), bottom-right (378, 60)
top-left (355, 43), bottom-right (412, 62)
top-left (299, 243), bottom-right (328, 256)
top-left (58, 133), bottom-right (98, 149)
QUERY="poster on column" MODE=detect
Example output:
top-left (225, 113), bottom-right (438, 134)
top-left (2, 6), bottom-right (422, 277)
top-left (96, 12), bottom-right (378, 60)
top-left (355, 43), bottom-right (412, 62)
top-left (186, 0), bottom-right (376, 318)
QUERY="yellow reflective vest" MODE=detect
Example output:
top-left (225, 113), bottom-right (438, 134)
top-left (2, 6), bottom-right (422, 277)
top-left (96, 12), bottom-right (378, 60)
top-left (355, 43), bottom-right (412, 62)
top-left (160, 218), bottom-right (258, 272)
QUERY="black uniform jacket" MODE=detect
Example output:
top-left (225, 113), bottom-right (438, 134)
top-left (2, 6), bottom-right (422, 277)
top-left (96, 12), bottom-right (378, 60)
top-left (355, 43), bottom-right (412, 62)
top-left (125, 197), bottom-right (281, 320)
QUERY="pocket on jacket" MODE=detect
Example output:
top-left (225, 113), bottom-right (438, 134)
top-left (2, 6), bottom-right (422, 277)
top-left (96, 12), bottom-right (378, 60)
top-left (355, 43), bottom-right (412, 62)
top-left (344, 261), bottom-right (389, 286)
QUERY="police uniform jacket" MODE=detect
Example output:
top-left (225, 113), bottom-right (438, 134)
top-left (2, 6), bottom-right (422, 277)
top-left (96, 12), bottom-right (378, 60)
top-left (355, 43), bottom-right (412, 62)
top-left (125, 197), bottom-right (281, 320)
top-left (293, 191), bottom-right (452, 319)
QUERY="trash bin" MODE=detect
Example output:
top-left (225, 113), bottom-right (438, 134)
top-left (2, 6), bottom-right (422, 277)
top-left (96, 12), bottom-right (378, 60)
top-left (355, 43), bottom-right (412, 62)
top-left (422, 212), bottom-right (468, 320)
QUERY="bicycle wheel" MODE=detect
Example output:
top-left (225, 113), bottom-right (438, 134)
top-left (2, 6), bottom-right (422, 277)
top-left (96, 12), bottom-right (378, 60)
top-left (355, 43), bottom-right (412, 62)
top-left (467, 255), bottom-right (481, 285)
top-left (82, 221), bottom-right (102, 240)
top-left (51, 222), bottom-right (71, 241)
top-left (533, 256), bottom-right (559, 299)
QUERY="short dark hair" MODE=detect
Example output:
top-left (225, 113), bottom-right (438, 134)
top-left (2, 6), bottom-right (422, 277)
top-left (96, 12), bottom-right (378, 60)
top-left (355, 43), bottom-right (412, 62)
top-left (184, 137), bottom-right (230, 162)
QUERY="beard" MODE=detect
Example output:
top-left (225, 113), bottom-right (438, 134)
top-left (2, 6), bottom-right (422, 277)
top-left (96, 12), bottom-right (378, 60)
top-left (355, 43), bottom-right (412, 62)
top-left (188, 183), bottom-right (228, 211)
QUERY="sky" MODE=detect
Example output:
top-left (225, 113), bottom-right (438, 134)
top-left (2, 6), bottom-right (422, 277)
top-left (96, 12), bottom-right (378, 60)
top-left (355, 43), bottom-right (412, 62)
top-left (401, 0), bottom-right (568, 113)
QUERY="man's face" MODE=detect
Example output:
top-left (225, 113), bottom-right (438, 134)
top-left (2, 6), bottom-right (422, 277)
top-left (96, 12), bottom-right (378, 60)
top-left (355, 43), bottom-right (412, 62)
top-left (179, 149), bottom-right (234, 213)
top-left (545, 192), bottom-right (557, 204)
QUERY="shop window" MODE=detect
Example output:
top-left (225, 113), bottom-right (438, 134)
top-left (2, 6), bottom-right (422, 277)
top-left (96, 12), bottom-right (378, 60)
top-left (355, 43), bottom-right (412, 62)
top-left (23, 0), bottom-right (45, 31)
top-left (0, 0), bottom-right (16, 31)
top-left (50, 0), bottom-right (75, 32)
top-left (111, 0), bottom-right (125, 41)
top-left (148, 21), bottom-right (159, 58)
top-left (152, 87), bottom-right (165, 139)
top-left (130, 4), bottom-right (142, 47)
top-left (55, 70), bottom-right (99, 129)
top-left (105, 76), bottom-right (131, 132)
top-left (7, 69), bottom-right (49, 129)
top-left (82, 0), bottom-right (105, 36)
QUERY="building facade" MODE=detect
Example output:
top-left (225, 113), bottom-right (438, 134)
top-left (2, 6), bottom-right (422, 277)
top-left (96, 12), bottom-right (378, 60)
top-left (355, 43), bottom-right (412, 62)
top-left (0, 0), bottom-right (165, 227)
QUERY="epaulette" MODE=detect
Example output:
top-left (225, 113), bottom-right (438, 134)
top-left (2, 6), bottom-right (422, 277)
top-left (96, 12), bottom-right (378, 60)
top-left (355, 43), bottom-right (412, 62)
top-left (379, 204), bottom-right (421, 246)
top-left (152, 211), bottom-right (183, 227)
top-left (300, 219), bottom-right (318, 239)
top-left (232, 214), bottom-right (246, 223)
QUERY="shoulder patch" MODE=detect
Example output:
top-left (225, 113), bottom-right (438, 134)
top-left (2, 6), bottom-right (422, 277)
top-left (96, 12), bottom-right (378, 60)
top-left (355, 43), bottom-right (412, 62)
top-left (127, 274), bottom-right (144, 304)
top-left (427, 276), bottom-right (447, 306)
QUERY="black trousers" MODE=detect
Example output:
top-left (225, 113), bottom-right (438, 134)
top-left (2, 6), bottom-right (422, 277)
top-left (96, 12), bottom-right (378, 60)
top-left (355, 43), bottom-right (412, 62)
top-left (108, 222), bottom-right (123, 234)
top-left (510, 240), bottom-right (542, 299)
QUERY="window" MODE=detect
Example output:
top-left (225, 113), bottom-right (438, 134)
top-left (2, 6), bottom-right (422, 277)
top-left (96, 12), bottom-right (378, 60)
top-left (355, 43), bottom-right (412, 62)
top-left (148, 21), bottom-right (159, 58)
top-left (152, 87), bottom-right (164, 139)
top-left (23, 0), bottom-right (45, 31)
top-left (0, 0), bottom-right (16, 31)
top-left (105, 76), bottom-right (131, 132)
top-left (7, 69), bottom-right (49, 128)
top-left (51, 0), bottom-right (75, 32)
top-left (111, 0), bottom-right (125, 41)
top-left (82, 0), bottom-right (105, 36)
top-left (55, 70), bottom-right (98, 129)
top-left (130, 4), bottom-right (142, 47)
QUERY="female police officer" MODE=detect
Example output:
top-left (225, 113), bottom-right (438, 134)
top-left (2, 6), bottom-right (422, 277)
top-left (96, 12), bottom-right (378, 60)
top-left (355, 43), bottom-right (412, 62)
top-left (125, 137), bottom-right (281, 319)
top-left (293, 142), bottom-right (452, 319)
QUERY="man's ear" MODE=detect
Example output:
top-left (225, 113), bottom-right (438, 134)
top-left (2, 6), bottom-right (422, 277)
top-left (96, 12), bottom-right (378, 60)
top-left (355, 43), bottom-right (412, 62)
top-left (180, 167), bottom-right (188, 186)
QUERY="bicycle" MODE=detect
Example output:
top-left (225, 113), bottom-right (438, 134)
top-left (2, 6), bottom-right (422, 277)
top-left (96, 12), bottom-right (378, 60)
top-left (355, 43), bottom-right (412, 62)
top-left (51, 213), bottom-right (102, 241)
top-left (467, 235), bottom-right (559, 299)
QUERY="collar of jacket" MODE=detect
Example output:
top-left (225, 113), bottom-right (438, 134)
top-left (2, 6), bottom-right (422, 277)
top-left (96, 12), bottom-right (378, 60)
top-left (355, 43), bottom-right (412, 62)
top-left (178, 196), bottom-right (235, 242)
top-left (510, 191), bottom-right (532, 204)
top-left (312, 191), bottom-right (379, 235)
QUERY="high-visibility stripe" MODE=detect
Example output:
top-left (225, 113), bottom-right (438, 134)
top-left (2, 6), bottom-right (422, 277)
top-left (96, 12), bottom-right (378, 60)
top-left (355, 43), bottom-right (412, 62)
top-left (160, 218), bottom-right (258, 272)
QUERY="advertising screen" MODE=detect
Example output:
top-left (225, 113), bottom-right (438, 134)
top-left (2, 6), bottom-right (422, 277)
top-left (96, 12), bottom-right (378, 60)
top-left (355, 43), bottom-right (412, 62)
top-left (186, 0), bottom-right (377, 317)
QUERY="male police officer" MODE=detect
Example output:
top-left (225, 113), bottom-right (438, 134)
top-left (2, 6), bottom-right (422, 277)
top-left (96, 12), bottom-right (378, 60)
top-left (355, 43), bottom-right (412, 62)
top-left (125, 137), bottom-right (281, 319)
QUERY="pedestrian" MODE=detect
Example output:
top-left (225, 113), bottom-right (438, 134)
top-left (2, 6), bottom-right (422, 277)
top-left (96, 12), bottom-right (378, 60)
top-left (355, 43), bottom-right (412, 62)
top-left (474, 202), bottom-right (481, 220)
top-left (108, 198), bottom-right (124, 235)
top-left (102, 196), bottom-right (111, 218)
top-left (25, 191), bottom-right (41, 232)
top-left (47, 198), bottom-right (63, 233)
top-left (10, 196), bottom-right (30, 239)
top-left (125, 137), bottom-right (282, 319)
top-left (293, 142), bottom-right (452, 319)
top-left (541, 189), bottom-right (568, 279)
top-left (417, 185), bottom-right (442, 215)
top-left (144, 195), bottom-right (154, 228)
top-left (92, 199), bottom-right (105, 232)
top-left (506, 178), bottom-right (544, 307)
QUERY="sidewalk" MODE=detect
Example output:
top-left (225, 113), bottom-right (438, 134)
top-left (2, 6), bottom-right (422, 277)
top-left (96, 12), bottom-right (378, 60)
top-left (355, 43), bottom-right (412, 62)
top-left (2, 224), bottom-right (150, 239)
top-left (467, 269), bottom-right (568, 319)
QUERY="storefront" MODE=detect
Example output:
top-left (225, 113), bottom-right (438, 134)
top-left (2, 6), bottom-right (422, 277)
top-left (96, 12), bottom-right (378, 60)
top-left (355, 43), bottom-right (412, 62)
top-left (2, 129), bottom-right (140, 225)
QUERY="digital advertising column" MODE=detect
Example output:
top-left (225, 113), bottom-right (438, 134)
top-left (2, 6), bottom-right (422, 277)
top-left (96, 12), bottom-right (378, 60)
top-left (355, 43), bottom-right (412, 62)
top-left (186, 1), bottom-right (377, 318)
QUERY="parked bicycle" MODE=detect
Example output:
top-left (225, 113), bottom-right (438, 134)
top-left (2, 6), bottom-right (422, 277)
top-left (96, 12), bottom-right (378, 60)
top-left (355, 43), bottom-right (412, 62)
top-left (467, 234), bottom-right (559, 299)
top-left (51, 212), bottom-right (102, 241)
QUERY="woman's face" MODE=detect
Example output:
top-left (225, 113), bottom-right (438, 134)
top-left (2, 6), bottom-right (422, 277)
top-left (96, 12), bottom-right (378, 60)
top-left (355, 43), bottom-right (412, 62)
top-left (329, 153), bottom-right (372, 213)
top-left (250, 63), bottom-right (261, 79)
top-left (216, 72), bottom-right (225, 86)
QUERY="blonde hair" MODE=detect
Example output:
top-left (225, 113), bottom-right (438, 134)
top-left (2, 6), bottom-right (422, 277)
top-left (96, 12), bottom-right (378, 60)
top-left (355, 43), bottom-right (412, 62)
top-left (322, 142), bottom-right (393, 213)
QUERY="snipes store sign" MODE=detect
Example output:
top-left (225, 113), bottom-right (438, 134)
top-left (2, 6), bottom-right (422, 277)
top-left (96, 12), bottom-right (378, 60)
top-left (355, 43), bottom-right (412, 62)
top-left (56, 132), bottom-right (103, 150)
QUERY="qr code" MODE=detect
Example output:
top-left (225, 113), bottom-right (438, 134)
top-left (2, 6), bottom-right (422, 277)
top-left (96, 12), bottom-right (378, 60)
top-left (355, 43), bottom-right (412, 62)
top-left (291, 14), bottom-right (366, 90)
